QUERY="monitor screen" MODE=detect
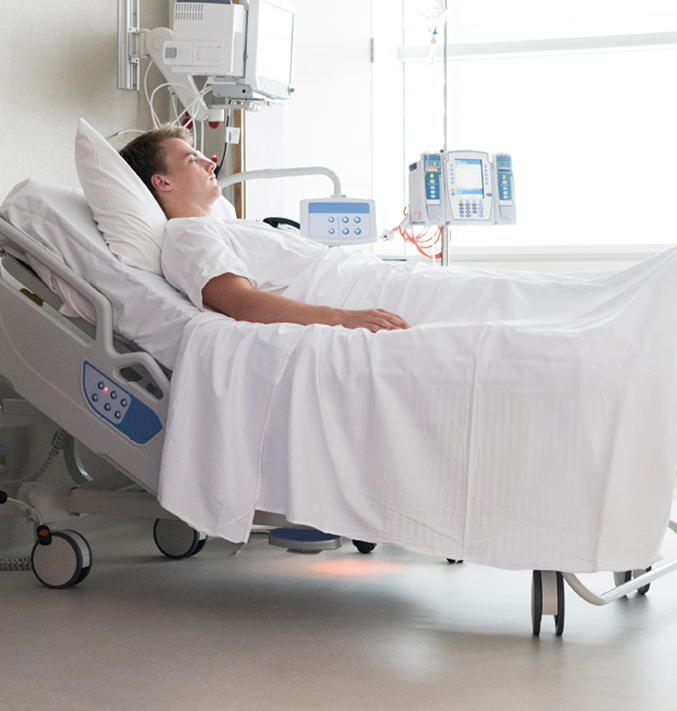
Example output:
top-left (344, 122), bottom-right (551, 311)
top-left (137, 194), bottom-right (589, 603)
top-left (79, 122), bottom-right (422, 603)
top-left (453, 158), bottom-right (484, 197)
top-left (246, 0), bottom-right (295, 100)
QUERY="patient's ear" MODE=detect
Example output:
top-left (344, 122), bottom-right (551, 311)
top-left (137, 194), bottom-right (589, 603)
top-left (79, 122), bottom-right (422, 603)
top-left (151, 173), bottom-right (171, 193)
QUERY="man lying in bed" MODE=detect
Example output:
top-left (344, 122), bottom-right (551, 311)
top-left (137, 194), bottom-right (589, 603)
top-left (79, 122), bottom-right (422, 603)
top-left (120, 125), bottom-right (408, 334)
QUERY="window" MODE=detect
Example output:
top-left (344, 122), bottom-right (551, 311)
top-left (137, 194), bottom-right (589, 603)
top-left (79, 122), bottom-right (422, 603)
top-left (372, 0), bottom-right (677, 253)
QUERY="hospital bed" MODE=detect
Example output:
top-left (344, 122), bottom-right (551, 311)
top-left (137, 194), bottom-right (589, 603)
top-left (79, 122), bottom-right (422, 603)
top-left (1, 179), bottom-right (677, 637)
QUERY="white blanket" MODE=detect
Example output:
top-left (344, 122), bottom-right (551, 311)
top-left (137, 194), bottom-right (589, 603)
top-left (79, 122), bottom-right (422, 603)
top-left (158, 248), bottom-right (677, 573)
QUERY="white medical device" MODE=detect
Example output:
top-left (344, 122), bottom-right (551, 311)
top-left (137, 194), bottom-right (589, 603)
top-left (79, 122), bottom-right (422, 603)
top-left (408, 150), bottom-right (515, 226)
top-left (300, 197), bottom-right (377, 246)
top-left (163, 0), bottom-right (296, 105)
top-left (218, 167), bottom-right (377, 247)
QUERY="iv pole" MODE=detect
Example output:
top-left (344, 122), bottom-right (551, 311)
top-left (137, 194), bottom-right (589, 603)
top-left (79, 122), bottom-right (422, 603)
top-left (440, 0), bottom-right (450, 267)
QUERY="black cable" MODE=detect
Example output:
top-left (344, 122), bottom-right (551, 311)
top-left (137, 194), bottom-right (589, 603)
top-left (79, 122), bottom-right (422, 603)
top-left (214, 110), bottom-right (232, 179)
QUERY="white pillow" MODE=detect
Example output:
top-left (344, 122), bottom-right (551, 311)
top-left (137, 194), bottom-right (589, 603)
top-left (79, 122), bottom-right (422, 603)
top-left (74, 118), bottom-right (237, 276)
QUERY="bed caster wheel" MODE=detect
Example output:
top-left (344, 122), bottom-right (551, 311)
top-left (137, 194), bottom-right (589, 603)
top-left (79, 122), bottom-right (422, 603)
top-left (31, 529), bottom-right (92, 589)
top-left (352, 540), bottom-right (376, 554)
top-left (613, 568), bottom-right (651, 595)
top-left (531, 570), bottom-right (565, 636)
top-left (446, 559), bottom-right (464, 564)
top-left (153, 519), bottom-right (207, 559)
top-left (637, 566), bottom-right (652, 595)
top-left (614, 570), bottom-right (632, 588)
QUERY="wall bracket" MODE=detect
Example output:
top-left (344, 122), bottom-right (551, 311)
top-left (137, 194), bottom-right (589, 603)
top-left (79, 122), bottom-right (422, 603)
top-left (118, 0), bottom-right (141, 90)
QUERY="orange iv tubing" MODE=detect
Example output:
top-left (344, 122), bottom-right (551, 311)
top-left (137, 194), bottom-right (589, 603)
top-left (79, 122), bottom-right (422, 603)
top-left (388, 208), bottom-right (444, 262)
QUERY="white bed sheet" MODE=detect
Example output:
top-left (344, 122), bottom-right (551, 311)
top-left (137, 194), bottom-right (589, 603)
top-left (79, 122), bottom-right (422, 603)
top-left (159, 248), bottom-right (677, 573)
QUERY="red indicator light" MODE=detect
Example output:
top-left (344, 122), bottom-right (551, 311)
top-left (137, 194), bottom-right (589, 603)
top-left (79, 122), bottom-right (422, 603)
top-left (103, 387), bottom-right (109, 393)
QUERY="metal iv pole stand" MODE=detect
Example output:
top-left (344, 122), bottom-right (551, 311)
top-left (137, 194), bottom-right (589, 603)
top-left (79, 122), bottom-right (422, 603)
top-left (441, 2), bottom-right (450, 267)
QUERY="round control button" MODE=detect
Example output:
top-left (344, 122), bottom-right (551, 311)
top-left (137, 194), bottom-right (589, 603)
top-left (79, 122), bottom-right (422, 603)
top-left (354, 217), bottom-right (361, 223)
top-left (104, 403), bottom-right (111, 412)
top-left (92, 394), bottom-right (99, 402)
top-left (342, 216), bottom-right (349, 223)
top-left (342, 228), bottom-right (350, 235)
top-left (120, 399), bottom-right (128, 407)
top-left (98, 382), bottom-right (105, 390)
top-left (328, 216), bottom-right (335, 223)
top-left (110, 391), bottom-right (117, 400)
top-left (328, 228), bottom-right (335, 235)
top-left (355, 228), bottom-right (362, 236)
top-left (114, 411), bottom-right (122, 420)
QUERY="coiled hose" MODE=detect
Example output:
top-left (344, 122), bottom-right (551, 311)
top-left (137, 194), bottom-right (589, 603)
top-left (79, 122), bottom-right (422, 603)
top-left (0, 429), bottom-right (68, 571)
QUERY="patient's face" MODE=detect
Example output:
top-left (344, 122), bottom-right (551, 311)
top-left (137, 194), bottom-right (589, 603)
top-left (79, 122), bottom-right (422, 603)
top-left (159, 138), bottom-right (221, 209)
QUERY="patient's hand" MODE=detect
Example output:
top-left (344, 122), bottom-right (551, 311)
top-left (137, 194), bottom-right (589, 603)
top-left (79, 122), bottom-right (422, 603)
top-left (341, 308), bottom-right (409, 332)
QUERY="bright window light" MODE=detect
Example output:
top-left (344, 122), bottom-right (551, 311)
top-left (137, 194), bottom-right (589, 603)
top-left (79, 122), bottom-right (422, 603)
top-left (404, 48), bottom-right (677, 247)
top-left (375, 0), bottom-right (677, 251)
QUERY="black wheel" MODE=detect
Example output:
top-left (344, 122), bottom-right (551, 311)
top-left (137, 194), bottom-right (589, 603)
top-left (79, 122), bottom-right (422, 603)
top-left (554, 571), bottom-right (565, 636)
top-left (352, 540), bottom-right (376, 554)
top-left (31, 529), bottom-right (92, 589)
top-left (532, 570), bottom-right (564, 636)
top-left (637, 566), bottom-right (652, 595)
top-left (531, 570), bottom-right (543, 636)
top-left (153, 519), bottom-right (203, 559)
top-left (446, 559), bottom-right (464, 564)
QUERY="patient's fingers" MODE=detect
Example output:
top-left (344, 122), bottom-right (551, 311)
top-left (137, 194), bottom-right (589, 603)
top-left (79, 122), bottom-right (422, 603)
top-left (343, 308), bottom-right (409, 332)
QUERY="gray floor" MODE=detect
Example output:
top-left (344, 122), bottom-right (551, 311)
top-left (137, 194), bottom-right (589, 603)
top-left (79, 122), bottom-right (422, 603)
top-left (3, 511), bottom-right (677, 711)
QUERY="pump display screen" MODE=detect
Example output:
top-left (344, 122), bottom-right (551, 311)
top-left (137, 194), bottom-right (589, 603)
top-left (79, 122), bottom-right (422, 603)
top-left (454, 159), bottom-right (484, 196)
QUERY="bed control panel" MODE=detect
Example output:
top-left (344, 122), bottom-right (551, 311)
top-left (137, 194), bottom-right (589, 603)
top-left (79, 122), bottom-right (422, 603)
top-left (300, 197), bottom-right (377, 246)
top-left (82, 362), bottom-right (163, 445)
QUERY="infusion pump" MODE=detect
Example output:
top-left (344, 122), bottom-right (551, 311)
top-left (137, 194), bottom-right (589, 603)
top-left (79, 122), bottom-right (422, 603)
top-left (408, 151), bottom-right (515, 226)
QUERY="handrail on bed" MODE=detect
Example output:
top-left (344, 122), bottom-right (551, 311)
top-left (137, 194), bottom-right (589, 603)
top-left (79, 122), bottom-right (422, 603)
top-left (0, 216), bottom-right (170, 400)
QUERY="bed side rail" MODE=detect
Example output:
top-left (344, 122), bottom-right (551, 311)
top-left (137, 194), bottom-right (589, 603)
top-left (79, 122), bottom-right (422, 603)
top-left (0, 216), bottom-right (170, 398)
top-left (0, 216), bottom-right (169, 493)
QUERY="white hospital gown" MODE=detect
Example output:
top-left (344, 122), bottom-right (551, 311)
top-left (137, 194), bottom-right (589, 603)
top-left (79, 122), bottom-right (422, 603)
top-left (161, 217), bottom-right (327, 309)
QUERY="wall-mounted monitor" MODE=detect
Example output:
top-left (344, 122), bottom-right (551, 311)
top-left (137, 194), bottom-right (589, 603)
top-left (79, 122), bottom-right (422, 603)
top-left (163, 0), bottom-right (295, 104)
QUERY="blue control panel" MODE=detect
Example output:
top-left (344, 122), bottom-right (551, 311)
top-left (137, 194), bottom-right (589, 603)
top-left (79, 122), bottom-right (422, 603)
top-left (495, 154), bottom-right (513, 204)
top-left (423, 153), bottom-right (442, 203)
top-left (82, 362), bottom-right (163, 444)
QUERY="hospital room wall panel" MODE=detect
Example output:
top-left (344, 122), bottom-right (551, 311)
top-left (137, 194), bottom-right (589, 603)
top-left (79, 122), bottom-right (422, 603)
top-left (0, 0), bottom-right (170, 201)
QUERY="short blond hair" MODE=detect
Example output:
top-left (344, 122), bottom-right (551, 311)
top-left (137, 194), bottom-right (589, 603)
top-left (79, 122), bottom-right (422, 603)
top-left (119, 124), bottom-right (193, 198)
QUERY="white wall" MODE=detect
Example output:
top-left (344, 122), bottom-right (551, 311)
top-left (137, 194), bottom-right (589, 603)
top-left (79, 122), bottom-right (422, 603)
top-left (0, 0), bottom-right (170, 200)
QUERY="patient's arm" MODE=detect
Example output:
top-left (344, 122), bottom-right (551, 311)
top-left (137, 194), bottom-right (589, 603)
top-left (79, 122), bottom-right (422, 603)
top-left (202, 273), bottom-right (409, 332)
